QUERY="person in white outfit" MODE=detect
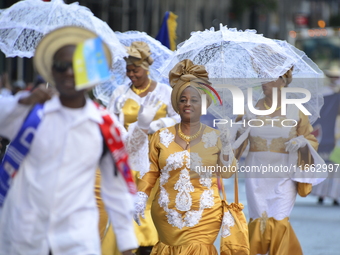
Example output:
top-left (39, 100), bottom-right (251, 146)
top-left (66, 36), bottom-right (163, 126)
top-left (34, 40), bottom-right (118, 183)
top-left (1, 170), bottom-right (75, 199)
top-left (234, 67), bottom-right (326, 255)
top-left (0, 26), bottom-right (158, 255)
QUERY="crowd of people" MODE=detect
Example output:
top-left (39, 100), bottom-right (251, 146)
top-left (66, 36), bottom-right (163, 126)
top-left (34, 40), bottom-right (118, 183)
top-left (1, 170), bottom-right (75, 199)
top-left (0, 15), bottom-right (337, 255)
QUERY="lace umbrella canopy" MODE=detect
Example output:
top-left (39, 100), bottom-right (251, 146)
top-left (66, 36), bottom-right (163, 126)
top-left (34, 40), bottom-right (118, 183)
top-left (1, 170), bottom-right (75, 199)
top-left (160, 25), bottom-right (324, 124)
top-left (93, 30), bottom-right (174, 106)
top-left (0, 0), bottom-right (126, 64)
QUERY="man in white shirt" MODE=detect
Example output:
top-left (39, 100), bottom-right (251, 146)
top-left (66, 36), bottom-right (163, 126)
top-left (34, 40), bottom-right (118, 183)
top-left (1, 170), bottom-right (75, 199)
top-left (0, 26), bottom-right (152, 255)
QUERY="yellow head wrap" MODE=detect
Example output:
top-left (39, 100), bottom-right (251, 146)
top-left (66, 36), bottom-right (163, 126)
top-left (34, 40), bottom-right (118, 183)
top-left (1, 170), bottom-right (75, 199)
top-left (169, 59), bottom-right (212, 112)
top-left (125, 41), bottom-right (154, 70)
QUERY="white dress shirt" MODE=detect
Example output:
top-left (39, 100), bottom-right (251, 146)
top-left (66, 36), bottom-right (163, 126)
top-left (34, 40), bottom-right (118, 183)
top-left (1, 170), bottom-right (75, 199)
top-left (0, 94), bottom-right (138, 255)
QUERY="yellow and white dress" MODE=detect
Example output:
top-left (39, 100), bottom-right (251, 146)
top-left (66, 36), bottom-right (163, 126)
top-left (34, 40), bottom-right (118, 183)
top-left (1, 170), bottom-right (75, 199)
top-left (109, 82), bottom-right (179, 131)
top-left (236, 106), bottom-right (326, 255)
top-left (138, 125), bottom-right (235, 255)
top-left (100, 82), bottom-right (179, 254)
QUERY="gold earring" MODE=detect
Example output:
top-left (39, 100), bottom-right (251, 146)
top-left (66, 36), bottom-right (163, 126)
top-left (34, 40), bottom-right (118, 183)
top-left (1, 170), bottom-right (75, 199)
top-left (147, 71), bottom-right (150, 75)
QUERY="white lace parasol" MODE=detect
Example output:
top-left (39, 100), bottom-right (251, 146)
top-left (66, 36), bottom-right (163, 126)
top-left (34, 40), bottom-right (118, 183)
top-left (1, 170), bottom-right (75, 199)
top-left (93, 30), bottom-right (174, 106)
top-left (0, 0), bottom-right (126, 64)
top-left (160, 24), bottom-right (324, 124)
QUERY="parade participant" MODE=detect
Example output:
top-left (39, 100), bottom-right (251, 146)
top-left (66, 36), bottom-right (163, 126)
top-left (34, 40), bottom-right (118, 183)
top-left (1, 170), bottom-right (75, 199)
top-left (0, 26), bottom-right (156, 255)
top-left (312, 63), bottom-right (340, 206)
top-left (134, 59), bottom-right (236, 255)
top-left (103, 41), bottom-right (179, 255)
top-left (234, 67), bottom-right (325, 255)
top-left (108, 41), bottom-right (179, 132)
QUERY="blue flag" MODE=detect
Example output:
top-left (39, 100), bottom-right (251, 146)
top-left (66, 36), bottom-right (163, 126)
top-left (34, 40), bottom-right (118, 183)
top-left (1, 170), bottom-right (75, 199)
top-left (156, 11), bottom-right (177, 51)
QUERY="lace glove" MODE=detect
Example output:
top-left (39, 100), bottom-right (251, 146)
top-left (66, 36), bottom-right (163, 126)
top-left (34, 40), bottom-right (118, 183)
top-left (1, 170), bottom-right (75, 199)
top-left (285, 135), bottom-right (308, 152)
top-left (134, 192), bottom-right (148, 226)
top-left (216, 122), bottom-right (231, 149)
top-left (216, 122), bottom-right (234, 169)
top-left (111, 94), bottom-right (127, 115)
top-left (137, 93), bottom-right (162, 130)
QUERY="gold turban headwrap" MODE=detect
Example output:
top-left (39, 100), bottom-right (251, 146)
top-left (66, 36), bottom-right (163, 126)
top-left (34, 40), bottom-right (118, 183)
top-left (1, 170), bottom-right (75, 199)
top-left (125, 41), bottom-right (154, 70)
top-left (169, 59), bottom-right (212, 113)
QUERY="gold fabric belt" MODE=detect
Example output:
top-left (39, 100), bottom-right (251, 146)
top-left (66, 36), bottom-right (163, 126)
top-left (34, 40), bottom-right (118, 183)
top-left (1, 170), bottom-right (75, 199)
top-left (249, 136), bottom-right (290, 154)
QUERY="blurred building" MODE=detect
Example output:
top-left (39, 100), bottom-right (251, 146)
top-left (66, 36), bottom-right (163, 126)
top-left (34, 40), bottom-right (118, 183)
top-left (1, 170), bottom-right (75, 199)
top-left (0, 0), bottom-right (339, 84)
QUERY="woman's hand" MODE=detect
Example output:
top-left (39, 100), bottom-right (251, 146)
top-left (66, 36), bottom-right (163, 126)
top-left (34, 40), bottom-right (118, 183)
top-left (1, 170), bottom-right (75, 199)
top-left (216, 122), bottom-right (234, 163)
top-left (137, 93), bottom-right (162, 131)
top-left (112, 94), bottom-right (127, 114)
top-left (216, 122), bottom-right (231, 148)
top-left (134, 192), bottom-right (148, 226)
top-left (148, 119), bottom-right (165, 134)
top-left (18, 84), bottom-right (55, 105)
top-left (285, 135), bottom-right (308, 152)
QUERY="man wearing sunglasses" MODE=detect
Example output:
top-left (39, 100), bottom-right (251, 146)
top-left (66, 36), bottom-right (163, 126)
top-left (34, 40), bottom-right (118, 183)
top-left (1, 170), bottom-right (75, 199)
top-left (0, 26), bottom-right (159, 255)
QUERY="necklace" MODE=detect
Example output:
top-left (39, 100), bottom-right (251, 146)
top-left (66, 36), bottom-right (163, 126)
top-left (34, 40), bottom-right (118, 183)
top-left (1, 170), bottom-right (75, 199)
top-left (263, 100), bottom-right (281, 111)
top-left (132, 79), bottom-right (151, 95)
top-left (178, 123), bottom-right (203, 145)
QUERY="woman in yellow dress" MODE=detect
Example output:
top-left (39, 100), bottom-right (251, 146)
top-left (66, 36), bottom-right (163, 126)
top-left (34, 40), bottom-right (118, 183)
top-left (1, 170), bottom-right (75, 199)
top-left (134, 59), bottom-right (236, 255)
top-left (95, 92), bottom-right (162, 255)
top-left (234, 67), bottom-right (326, 255)
top-left (101, 41), bottom-right (179, 255)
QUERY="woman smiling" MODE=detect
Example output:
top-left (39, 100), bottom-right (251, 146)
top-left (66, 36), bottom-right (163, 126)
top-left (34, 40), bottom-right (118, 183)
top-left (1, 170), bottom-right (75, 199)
top-left (134, 59), bottom-right (236, 255)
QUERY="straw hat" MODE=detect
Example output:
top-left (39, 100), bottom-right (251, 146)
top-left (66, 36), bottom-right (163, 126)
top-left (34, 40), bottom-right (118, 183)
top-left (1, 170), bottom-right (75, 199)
top-left (324, 63), bottom-right (340, 78)
top-left (34, 26), bottom-right (112, 86)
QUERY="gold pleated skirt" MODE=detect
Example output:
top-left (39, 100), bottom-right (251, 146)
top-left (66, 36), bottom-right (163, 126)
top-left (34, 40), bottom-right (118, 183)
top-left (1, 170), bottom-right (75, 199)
top-left (151, 241), bottom-right (218, 255)
top-left (248, 217), bottom-right (303, 255)
top-left (149, 192), bottom-right (222, 255)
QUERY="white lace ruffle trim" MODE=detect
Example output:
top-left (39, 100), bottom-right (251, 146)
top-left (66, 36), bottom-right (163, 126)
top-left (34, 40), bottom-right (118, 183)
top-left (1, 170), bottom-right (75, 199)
top-left (221, 211), bottom-right (235, 238)
top-left (126, 123), bottom-right (149, 178)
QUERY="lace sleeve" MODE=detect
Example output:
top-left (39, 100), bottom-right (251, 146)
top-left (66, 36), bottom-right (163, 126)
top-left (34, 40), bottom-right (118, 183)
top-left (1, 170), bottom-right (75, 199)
top-left (288, 111), bottom-right (327, 185)
top-left (125, 122), bottom-right (149, 174)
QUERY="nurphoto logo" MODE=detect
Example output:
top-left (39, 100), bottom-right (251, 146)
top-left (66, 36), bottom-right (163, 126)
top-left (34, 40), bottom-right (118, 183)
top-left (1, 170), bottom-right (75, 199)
top-left (200, 83), bottom-right (312, 128)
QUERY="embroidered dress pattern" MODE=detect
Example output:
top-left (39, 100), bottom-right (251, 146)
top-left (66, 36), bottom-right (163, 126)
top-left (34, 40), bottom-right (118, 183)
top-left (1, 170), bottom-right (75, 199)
top-left (160, 128), bottom-right (175, 148)
top-left (221, 211), bottom-right (235, 237)
top-left (190, 152), bottom-right (203, 173)
top-left (158, 150), bottom-right (215, 229)
top-left (174, 169), bottom-right (195, 211)
top-left (202, 131), bottom-right (219, 148)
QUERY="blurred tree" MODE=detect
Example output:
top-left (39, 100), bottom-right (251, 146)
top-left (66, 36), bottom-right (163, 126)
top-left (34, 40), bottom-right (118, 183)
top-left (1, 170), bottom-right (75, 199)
top-left (330, 15), bottom-right (340, 27)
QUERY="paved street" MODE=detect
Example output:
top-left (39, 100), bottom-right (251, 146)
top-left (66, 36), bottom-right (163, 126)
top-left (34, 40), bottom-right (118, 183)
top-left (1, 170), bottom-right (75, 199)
top-left (214, 178), bottom-right (340, 254)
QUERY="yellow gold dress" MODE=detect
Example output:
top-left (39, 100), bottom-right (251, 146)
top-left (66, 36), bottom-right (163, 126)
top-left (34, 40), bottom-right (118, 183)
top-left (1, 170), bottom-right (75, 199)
top-left (95, 170), bottom-right (121, 255)
top-left (235, 106), bottom-right (326, 255)
top-left (100, 82), bottom-right (180, 255)
top-left (138, 125), bottom-right (235, 255)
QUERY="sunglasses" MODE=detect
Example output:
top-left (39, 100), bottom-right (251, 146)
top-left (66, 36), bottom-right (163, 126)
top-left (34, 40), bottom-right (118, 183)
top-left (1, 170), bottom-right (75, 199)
top-left (52, 61), bottom-right (73, 73)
